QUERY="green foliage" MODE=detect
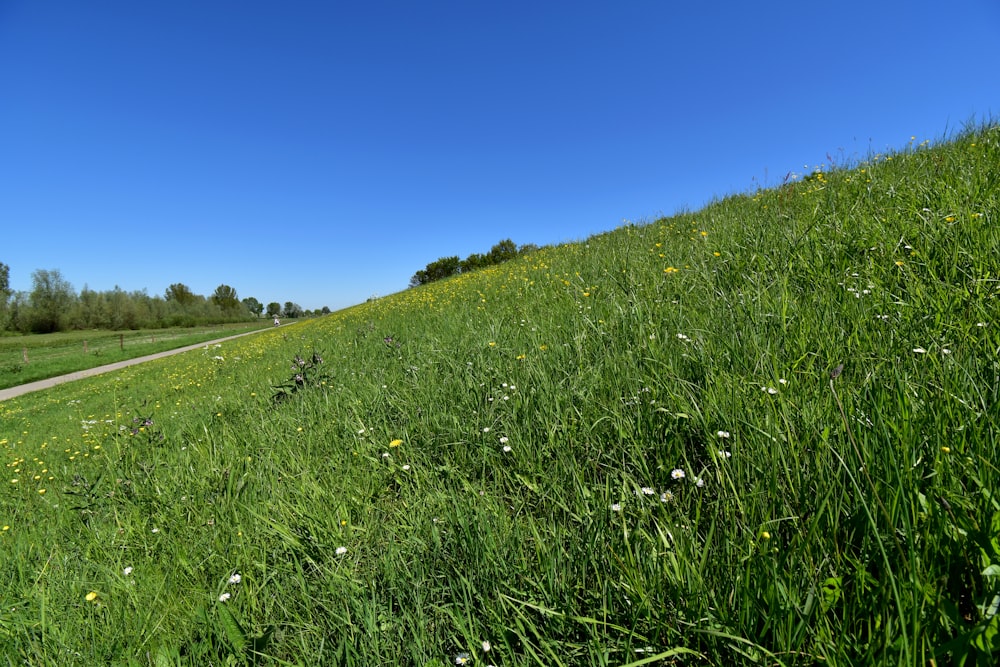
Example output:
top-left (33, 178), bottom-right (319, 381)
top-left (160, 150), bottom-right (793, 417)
top-left (412, 239), bottom-right (530, 286)
top-left (241, 297), bottom-right (263, 318)
top-left (1, 121), bottom-right (999, 665)
top-left (28, 268), bottom-right (75, 333)
top-left (212, 284), bottom-right (240, 312)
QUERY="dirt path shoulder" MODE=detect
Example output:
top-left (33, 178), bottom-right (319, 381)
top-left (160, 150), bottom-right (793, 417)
top-left (0, 328), bottom-right (268, 402)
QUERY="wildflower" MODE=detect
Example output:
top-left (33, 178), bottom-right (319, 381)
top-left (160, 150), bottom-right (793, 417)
top-left (610, 503), bottom-right (622, 512)
top-left (641, 487), bottom-right (655, 496)
top-left (913, 347), bottom-right (927, 354)
top-left (455, 653), bottom-right (472, 665)
top-left (694, 477), bottom-right (705, 488)
top-left (218, 592), bottom-right (231, 603)
top-left (761, 531), bottom-right (771, 540)
top-left (502, 445), bottom-right (512, 453)
top-left (123, 566), bottom-right (133, 576)
top-left (942, 348), bottom-right (952, 355)
top-left (85, 591), bottom-right (99, 602)
top-left (335, 546), bottom-right (347, 556)
top-left (499, 436), bottom-right (509, 444)
top-left (671, 468), bottom-right (685, 480)
top-left (389, 439), bottom-right (402, 447)
top-left (482, 640), bottom-right (491, 652)
top-left (228, 573), bottom-right (242, 585)
top-left (941, 446), bottom-right (951, 453)
top-left (660, 491), bottom-right (673, 503)
top-left (719, 450), bottom-right (732, 459)
top-left (402, 464), bottom-right (411, 471)
top-left (716, 430), bottom-right (730, 438)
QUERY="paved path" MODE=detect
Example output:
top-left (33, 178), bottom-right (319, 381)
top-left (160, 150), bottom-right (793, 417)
top-left (0, 328), bottom-right (269, 402)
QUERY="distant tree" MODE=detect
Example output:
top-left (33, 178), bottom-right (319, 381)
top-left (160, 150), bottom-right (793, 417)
top-left (321, 306), bottom-right (331, 315)
top-left (0, 262), bottom-right (10, 330)
top-left (518, 243), bottom-right (539, 254)
top-left (165, 282), bottom-right (196, 305)
top-left (409, 269), bottom-right (428, 288)
top-left (283, 302), bottom-right (303, 318)
top-left (266, 302), bottom-right (281, 318)
top-left (460, 252), bottom-right (489, 273)
top-left (242, 297), bottom-right (263, 318)
top-left (211, 284), bottom-right (240, 312)
top-left (488, 239), bottom-right (518, 264)
top-left (28, 268), bottom-right (75, 333)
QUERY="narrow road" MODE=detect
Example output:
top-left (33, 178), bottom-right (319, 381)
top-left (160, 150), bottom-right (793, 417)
top-left (0, 328), bottom-right (269, 402)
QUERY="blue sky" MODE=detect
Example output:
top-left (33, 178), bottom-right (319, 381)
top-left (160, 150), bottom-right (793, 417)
top-left (1, 1), bottom-right (997, 312)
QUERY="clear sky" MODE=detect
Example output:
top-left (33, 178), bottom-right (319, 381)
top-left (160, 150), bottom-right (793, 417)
top-left (1, 1), bottom-right (997, 312)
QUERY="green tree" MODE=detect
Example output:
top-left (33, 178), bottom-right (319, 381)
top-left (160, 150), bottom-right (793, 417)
top-left (266, 302), bottom-right (281, 318)
top-left (283, 302), bottom-right (303, 318)
top-left (488, 239), bottom-right (518, 264)
top-left (0, 262), bottom-right (10, 331)
top-left (242, 297), bottom-right (263, 318)
top-left (211, 284), bottom-right (240, 312)
top-left (28, 268), bottom-right (75, 333)
top-left (460, 252), bottom-right (489, 273)
top-left (410, 256), bottom-right (460, 286)
top-left (165, 283), bottom-right (196, 305)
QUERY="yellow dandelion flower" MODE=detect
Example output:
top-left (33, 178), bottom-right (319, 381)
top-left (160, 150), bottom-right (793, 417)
top-left (85, 591), bottom-right (98, 602)
top-left (389, 439), bottom-right (403, 448)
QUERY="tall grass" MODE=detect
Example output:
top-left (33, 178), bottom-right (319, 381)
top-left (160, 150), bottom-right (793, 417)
top-left (1, 122), bottom-right (998, 666)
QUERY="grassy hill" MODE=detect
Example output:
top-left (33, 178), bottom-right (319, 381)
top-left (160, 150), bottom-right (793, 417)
top-left (1, 123), bottom-right (998, 666)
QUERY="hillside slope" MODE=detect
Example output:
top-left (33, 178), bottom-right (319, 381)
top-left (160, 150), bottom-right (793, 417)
top-left (1, 123), bottom-right (998, 666)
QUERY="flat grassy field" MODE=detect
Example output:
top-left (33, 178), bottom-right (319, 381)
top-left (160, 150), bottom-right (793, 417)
top-left (1, 125), bottom-right (998, 666)
top-left (0, 323), bottom-right (278, 390)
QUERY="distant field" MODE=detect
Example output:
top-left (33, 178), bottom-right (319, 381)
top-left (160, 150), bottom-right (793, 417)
top-left (0, 322), bottom-right (280, 390)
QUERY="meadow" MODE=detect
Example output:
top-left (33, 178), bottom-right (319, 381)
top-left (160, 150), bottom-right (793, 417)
top-left (1, 125), bottom-right (998, 666)
top-left (0, 322), bottom-right (276, 390)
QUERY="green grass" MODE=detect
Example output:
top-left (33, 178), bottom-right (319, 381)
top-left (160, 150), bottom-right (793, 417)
top-left (0, 322), bottom-right (279, 390)
top-left (1, 122), bottom-right (999, 666)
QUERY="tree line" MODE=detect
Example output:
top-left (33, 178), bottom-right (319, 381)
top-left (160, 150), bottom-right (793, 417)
top-left (409, 239), bottom-right (537, 287)
top-left (0, 263), bottom-right (326, 334)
